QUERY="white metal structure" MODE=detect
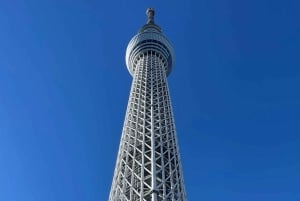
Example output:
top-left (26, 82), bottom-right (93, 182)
top-left (109, 8), bottom-right (187, 201)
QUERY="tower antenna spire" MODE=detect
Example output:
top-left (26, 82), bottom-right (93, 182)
top-left (146, 8), bottom-right (155, 24)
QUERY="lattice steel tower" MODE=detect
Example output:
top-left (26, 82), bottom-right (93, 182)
top-left (109, 8), bottom-right (187, 201)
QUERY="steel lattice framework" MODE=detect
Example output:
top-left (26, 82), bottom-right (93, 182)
top-left (109, 8), bottom-right (187, 201)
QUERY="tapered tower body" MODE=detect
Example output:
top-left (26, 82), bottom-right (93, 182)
top-left (109, 9), bottom-right (187, 201)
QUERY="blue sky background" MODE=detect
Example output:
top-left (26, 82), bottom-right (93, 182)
top-left (0, 0), bottom-right (299, 200)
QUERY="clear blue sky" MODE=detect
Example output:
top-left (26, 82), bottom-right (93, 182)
top-left (0, 0), bottom-right (299, 200)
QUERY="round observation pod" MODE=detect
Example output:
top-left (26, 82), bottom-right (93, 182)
top-left (125, 9), bottom-right (175, 77)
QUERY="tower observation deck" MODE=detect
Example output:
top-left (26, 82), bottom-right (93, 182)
top-left (109, 8), bottom-right (187, 201)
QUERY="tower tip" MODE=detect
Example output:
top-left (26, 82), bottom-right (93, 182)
top-left (146, 8), bottom-right (155, 24)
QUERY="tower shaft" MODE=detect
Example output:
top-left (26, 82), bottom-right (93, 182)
top-left (109, 9), bottom-right (186, 201)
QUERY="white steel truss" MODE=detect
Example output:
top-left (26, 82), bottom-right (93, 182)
top-left (109, 8), bottom-right (187, 201)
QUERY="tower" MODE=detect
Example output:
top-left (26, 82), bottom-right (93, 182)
top-left (109, 8), bottom-right (187, 201)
